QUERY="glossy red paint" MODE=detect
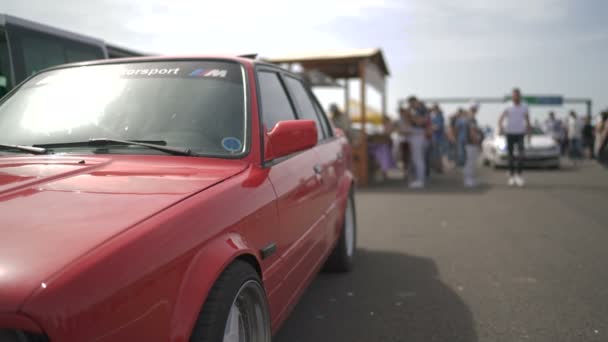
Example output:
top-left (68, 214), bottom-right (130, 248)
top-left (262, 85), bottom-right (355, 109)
top-left (0, 57), bottom-right (354, 341)
top-left (264, 120), bottom-right (318, 162)
top-left (0, 313), bottom-right (43, 333)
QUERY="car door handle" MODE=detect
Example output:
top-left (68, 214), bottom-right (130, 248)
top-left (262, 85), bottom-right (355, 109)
top-left (313, 164), bottom-right (323, 174)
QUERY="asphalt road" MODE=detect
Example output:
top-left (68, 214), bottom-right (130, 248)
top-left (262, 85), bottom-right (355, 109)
top-left (275, 161), bottom-right (608, 342)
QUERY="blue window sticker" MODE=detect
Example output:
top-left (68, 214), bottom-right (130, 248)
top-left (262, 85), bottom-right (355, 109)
top-left (189, 68), bottom-right (228, 78)
top-left (221, 137), bottom-right (242, 153)
top-left (189, 69), bottom-right (206, 77)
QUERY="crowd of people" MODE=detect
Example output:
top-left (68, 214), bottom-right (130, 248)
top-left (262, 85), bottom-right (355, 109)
top-left (330, 95), bottom-right (485, 189)
top-left (329, 87), bottom-right (608, 189)
top-left (544, 109), bottom-right (608, 165)
top-left (389, 96), bottom-right (485, 188)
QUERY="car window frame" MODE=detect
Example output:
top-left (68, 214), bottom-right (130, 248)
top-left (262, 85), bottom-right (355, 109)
top-left (255, 69), bottom-right (298, 136)
top-left (254, 65), bottom-right (302, 166)
top-left (281, 74), bottom-right (332, 143)
top-left (308, 88), bottom-right (335, 141)
top-left (256, 64), bottom-right (330, 167)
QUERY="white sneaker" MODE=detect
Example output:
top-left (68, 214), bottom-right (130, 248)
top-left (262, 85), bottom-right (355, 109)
top-left (514, 175), bottom-right (525, 187)
top-left (464, 179), bottom-right (478, 188)
top-left (408, 180), bottom-right (424, 189)
top-left (508, 176), bottom-right (516, 187)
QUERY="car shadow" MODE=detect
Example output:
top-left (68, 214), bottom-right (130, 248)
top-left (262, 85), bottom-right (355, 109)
top-left (274, 249), bottom-right (477, 342)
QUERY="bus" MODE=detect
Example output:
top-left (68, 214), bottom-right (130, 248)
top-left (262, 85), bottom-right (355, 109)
top-left (0, 14), bottom-right (144, 97)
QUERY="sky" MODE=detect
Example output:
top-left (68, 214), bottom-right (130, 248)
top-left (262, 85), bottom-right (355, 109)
top-left (3, 0), bottom-right (607, 126)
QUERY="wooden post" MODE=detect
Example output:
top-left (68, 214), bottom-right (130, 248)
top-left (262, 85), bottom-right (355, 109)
top-left (358, 59), bottom-right (369, 186)
top-left (344, 79), bottom-right (350, 116)
top-left (381, 78), bottom-right (387, 117)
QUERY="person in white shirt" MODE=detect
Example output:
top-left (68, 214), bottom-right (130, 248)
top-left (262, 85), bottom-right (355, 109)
top-left (545, 112), bottom-right (560, 142)
top-left (498, 88), bottom-right (531, 187)
top-left (567, 110), bottom-right (583, 163)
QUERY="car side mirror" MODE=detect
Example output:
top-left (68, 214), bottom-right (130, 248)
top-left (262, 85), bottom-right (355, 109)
top-left (265, 120), bottom-right (317, 162)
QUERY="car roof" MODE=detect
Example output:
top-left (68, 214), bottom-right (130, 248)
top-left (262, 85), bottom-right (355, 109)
top-left (40, 55), bottom-right (289, 74)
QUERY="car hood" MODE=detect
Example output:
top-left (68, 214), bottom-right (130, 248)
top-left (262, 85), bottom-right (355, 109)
top-left (0, 155), bottom-right (248, 312)
top-left (493, 135), bottom-right (556, 149)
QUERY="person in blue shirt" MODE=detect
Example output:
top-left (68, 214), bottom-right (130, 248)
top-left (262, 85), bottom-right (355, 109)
top-left (454, 108), bottom-right (471, 167)
top-left (430, 103), bottom-right (447, 172)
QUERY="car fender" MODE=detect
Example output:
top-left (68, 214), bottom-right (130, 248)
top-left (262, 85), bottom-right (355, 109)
top-left (0, 313), bottom-right (44, 333)
top-left (169, 233), bottom-right (261, 342)
top-left (332, 170), bottom-right (354, 239)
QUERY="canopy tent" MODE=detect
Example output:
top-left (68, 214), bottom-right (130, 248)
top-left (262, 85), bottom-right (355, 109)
top-left (265, 48), bottom-right (390, 185)
top-left (346, 99), bottom-right (385, 124)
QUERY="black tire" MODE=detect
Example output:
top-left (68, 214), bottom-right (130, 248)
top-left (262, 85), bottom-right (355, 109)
top-left (323, 192), bottom-right (357, 273)
top-left (190, 260), bottom-right (271, 342)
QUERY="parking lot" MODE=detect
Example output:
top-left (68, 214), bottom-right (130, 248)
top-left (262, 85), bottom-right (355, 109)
top-left (276, 162), bottom-right (608, 342)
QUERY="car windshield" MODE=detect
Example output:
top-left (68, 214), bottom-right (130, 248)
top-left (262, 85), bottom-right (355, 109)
top-left (0, 60), bottom-right (247, 157)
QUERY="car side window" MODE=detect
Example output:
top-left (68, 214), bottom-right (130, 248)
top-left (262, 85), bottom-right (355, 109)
top-left (311, 96), bottom-right (333, 138)
top-left (283, 76), bottom-right (325, 141)
top-left (257, 71), bottom-right (296, 132)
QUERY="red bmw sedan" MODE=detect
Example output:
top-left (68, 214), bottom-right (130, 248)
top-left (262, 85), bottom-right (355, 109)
top-left (0, 56), bottom-right (356, 341)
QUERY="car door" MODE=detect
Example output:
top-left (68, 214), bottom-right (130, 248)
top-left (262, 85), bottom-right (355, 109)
top-left (282, 76), bottom-right (341, 249)
top-left (311, 95), bottom-right (347, 244)
top-left (256, 69), bottom-right (326, 320)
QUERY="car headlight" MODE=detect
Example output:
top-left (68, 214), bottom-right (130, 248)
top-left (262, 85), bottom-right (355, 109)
top-left (0, 329), bottom-right (48, 342)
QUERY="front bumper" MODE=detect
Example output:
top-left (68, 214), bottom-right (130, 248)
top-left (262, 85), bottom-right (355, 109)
top-left (494, 152), bottom-right (560, 167)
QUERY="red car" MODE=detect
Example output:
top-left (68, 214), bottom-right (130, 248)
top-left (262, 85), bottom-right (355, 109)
top-left (0, 56), bottom-right (356, 341)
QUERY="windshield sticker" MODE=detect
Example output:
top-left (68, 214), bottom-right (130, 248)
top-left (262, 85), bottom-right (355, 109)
top-left (121, 68), bottom-right (180, 77)
top-left (189, 69), bottom-right (228, 78)
top-left (221, 137), bottom-right (242, 152)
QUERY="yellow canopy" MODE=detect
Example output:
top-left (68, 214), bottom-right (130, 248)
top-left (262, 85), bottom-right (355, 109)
top-left (346, 100), bottom-right (384, 124)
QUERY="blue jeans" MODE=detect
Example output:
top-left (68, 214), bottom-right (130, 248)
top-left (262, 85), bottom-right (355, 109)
top-left (456, 141), bottom-right (466, 167)
top-left (569, 138), bottom-right (582, 159)
top-left (507, 134), bottom-right (525, 175)
top-left (432, 136), bottom-right (448, 160)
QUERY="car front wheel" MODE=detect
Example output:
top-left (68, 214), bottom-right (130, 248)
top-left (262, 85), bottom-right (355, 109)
top-left (190, 260), bottom-right (271, 342)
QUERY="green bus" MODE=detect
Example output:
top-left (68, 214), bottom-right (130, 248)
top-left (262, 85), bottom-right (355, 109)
top-left (0, 14), bottom-right (143, 97)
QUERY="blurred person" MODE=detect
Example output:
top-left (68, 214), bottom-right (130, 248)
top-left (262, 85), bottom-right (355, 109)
top-left (596, 111), bottom-right (608, 166)
top-left (396, 107), bottom-right (412, 180)
top-left (368, 115), bottom-right (397, 180)
top-left (463, 106), bottom-right (484, 187)
top-left (446, 108), bottom-right (464, 168)
top-left (430, 103), bottom-right (448, 172)
top-left (422, 102), bottom-right (433, 178)
top-left (582, 114), bottom-right (595, 159)
top-left (329, 103), bottom-right (351, 141)
top-left (453, 107), bottom-right (471, 168)
top-left (545, 112), bottom-right (561, 143)
top-left (405, 95), bottom-right (429, 188)
top-left (567, 110), bottom-right (583, 165)
top-left (498, 88), bottom-right (531, 187)
top-left (558, 117), bottom-right (568, 156)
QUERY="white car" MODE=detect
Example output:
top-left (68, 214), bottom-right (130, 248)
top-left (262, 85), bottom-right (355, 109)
top-left (482, 127), bottom-right (561, 168)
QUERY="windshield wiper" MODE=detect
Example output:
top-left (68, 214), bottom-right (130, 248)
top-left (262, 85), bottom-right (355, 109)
top-left (0, 143), bottom-right (48, 155)
top-left (34, 138), bottom-right (195, 156)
